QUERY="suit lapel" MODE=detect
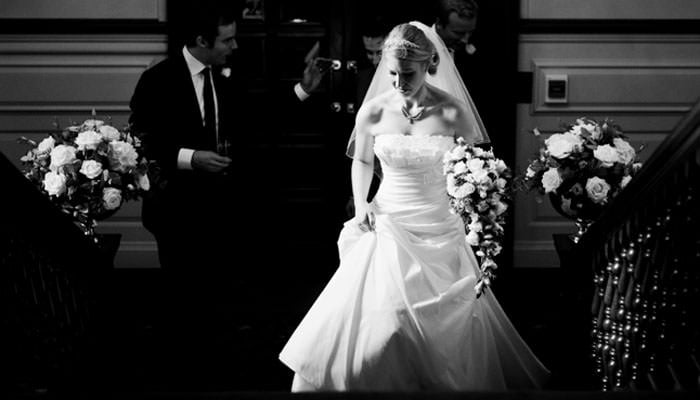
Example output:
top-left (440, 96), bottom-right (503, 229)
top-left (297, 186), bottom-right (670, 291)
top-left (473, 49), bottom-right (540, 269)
top-left (173, 54), bottom-right (204, 132)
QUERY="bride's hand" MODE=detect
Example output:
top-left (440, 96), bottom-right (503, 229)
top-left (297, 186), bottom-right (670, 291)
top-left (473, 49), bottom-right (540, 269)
top-left (354, 203), bottom-right (375, 232)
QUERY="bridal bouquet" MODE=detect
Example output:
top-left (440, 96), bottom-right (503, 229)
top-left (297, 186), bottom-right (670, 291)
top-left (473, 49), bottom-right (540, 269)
top-left (444, 138), bottom-right (512, 298)
top-left (517, 117), bottom-right (642, 222)
top-left (19, 113), bottom-right (150, 240)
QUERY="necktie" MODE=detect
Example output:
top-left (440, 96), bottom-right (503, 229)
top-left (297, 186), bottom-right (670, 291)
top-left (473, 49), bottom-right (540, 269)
top-left (201, 67), bottom-right (217, 148)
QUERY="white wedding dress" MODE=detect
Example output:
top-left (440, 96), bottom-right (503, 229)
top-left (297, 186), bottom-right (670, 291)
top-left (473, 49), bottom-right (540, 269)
top-left (279, 134), bottom-right (550, 391)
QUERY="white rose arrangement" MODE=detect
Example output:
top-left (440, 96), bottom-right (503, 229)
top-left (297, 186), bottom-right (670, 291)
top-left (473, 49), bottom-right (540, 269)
top-left (518, 117), bottom-right (642, 223)
top-left (19, 112), bottom-right (150, 239)
top-left (444, 137), bottom-right (512, 298)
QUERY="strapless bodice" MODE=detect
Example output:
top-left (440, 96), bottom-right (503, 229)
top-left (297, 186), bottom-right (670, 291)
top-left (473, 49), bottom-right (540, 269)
top-left (372, 135), bottom-right (457, 221)
top-left (374, 134), bottom-right (455, 171)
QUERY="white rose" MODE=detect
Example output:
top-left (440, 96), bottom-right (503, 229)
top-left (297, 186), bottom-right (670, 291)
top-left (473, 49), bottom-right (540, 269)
top-left (471, 169), bottom-right (489, 184)
top-left (585, 176), bottom-right (611, 204)
top-left (466, 230), bottom-right (480, 246)
top-left (75, 130), bottom-right (103, 150)
top-left (221, 67), bottom-right (232, 78)
top-left (621, 175), bottom-right (632, 189)
top-left (49, 145), bottom-right (77, 171)
top-left (569, 124), bottom-right (583, 136)
top-left (98, 125), bottom-right (122, 142)
top-left (613, 138), bottom-right (636, 165)
top-left (494, 159), bottom-right (507, 174)
top-left (593, 144), bottom-right (619, 167)
top-left (79, 160), bottom-right (103, 179)
top-left (453, 182), bottom-right (476, 199)
top-left (496, 178), bottom-right (507, 190)
top-left (137, 173), bottom-right (150, 191)
top-left (472, 147), bottom-right (485, 158)
top-left (82, 119), bottom-right (104, 130)
top-left (37, 136), bottom-right (56, 153)
top-left (451, 146), bottom-right (466, 160)
top-left (467, 158), bottom-right (484, 173)
top-left (43, 171), bottom-right (67, 196)
top-left (479, 176), bottom-right (494, 189)
top-left (102, 187), bottom-right (122, 210)
top-left (453, 161), bottom-right (468, 175)
top-left (526, 167), bottom-right (536, 178)
top-left (545, 132), bottom-right (583, 159)
top-left (109, 141), bottom-right (138, 172)
top-left (468, 220), bottom-right (483, 233)
top-left (494, 201), bottom-right (508, 216)
top-left (581, 123), bottom-right (599, 138)
top-left (541, 167), bottom-right (562, 193)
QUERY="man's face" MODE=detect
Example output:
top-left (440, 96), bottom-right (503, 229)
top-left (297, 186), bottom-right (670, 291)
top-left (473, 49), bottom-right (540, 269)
top-left (205, 21), bottom-right (238, 66)
top-left (362, 35), bottom-right (385, 67)
top-left (437, 11), bottom-right (476, 52)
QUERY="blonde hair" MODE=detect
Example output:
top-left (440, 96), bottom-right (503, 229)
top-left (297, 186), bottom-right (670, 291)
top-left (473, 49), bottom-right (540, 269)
top-left (383, 23), bottom-right (439, 75)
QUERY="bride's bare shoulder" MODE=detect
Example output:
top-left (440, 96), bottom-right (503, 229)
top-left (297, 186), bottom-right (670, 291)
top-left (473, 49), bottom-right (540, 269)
top-left (357, 91), bottom-right (393, 125)
top-left (426, 86), bottom-right (468, 123)
top-left (427, 85), bottom-right (466, 109)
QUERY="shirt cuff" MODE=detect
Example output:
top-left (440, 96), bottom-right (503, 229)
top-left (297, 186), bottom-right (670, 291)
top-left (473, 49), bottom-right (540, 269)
top-left (177, 148), bottom-right (195, 170)
top-left (294, 82), bottom-right (311, 102)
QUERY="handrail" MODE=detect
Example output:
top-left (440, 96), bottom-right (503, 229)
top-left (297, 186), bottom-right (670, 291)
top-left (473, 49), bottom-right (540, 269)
top-left (583, 97), bottom-right (700, 247)
top-left (579, 98), bottom-right (700, 391)
top-left (0, 151), bottom-right (110, 392)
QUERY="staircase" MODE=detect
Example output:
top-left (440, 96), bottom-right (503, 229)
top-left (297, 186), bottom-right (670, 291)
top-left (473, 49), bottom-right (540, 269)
top-left (581, 99), bottom-right (700, 391)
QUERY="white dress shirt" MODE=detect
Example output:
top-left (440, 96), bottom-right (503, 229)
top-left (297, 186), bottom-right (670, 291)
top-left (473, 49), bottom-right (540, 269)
top-left (177, 46), bottom-right (220, 170)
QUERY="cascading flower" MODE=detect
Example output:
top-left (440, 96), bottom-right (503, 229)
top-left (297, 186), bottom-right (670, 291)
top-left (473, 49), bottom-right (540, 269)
top-left (444, 137), bottom-right (513, 298)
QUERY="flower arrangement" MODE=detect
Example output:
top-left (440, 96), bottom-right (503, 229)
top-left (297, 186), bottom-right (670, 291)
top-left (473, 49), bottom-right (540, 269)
top-left (18, 112), bottom-right (150, 240)
top-left (518, 117), bottom-right (642, 228)
top-left (444, 138), bottom-right (512, 298)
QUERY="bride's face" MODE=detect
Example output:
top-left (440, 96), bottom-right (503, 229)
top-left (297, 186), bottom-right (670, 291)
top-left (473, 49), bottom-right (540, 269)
top-left (385, 56), bottom-right (428, 98)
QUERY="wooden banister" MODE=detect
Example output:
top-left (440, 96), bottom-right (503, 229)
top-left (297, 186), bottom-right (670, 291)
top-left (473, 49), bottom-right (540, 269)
top-left (580, 99), bottom-right (700, 391)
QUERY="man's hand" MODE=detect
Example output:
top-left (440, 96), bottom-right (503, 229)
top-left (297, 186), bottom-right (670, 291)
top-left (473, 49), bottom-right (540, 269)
top-left (300, 57), bottom-right (329, 94)
top-left (192, 150), bottom-right (231, 173)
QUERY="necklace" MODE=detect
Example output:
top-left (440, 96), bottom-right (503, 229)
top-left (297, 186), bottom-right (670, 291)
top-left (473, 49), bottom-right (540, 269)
top-left (401, 105), bottom-right (425, 124)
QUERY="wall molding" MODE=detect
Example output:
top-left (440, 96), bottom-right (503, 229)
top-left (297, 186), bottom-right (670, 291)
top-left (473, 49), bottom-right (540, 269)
top-left (530, 59), bottom-right (700, 114)
top-left (520, 0), bottom-right (700, 21)
top-left (0, 34), bottom-right (166, 116)
top-left (0, 33), bottom-right (167, 54)
top-left (513, 240), bottom-right (559, 269)
top-left (519, 19), bottom-right (700, 35)
top-left (520, 33), bottom-right (700, 44)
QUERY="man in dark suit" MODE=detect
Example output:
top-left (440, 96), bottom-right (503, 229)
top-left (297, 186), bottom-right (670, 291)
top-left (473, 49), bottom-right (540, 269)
top-left (130, 2), bottom-right (328, 388)
top-left (433, 0), bottom-right (498, 149)
top-left (129, 3), bottom-right (245, 387)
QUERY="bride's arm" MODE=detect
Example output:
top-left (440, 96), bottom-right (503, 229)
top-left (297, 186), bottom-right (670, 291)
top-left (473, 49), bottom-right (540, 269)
top-left (350, 105), bottom-right (377, 230)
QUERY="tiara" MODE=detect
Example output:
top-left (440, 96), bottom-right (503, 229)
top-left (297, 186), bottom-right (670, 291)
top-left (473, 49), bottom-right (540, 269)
top-left (383, 38), bottom-right (420, 51)
top-left (383, 38), bottom-right (421, 58)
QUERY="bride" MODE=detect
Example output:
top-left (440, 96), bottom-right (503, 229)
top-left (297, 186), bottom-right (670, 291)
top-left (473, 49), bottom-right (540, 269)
top-left (279, 21), bottom-right (550, 391)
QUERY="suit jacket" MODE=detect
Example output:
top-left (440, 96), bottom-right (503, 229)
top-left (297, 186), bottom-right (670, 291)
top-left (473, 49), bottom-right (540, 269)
top-left (130, 53), bottom-right (308, 237)
top-left (129, 53), bottom-right (244, 236)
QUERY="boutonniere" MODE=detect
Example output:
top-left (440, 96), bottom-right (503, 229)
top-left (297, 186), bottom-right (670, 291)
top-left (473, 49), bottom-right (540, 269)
top-left (221, 67), bottom-right (232, 78)
top-left (465, 43), bottom-right (477, 55)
